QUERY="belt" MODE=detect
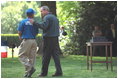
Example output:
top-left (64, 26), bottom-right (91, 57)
top-left (23, 38), bottom-right (35, 40)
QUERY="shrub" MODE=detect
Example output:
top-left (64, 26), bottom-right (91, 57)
top-left (1, 34), bottom-right (42, 48)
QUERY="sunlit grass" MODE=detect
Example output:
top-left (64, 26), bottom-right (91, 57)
top-left (1, 55), bottom-right (117, 78)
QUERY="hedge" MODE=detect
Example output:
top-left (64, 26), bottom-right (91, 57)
top-left (1, 34), bottom-right (42, 48)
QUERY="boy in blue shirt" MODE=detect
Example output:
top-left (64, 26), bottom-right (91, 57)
top-left (17, 8), bottom-right (38, 78)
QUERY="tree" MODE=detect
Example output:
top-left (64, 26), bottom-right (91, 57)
top-left (57, 1), bottom-right (117, 55)
top-left (1, 1), bottom-right (41, 34)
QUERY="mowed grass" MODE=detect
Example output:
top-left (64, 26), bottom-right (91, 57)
top-left (1, 55), bottom-right (117, 78)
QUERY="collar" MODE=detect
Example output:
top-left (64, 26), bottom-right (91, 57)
top-left (46, 12), bottom-right (52, 15)
top-left (27, 17), bottom-right (33, 20)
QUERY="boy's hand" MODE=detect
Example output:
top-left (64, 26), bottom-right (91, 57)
top-left (19, 36), bottom-right (22, 40)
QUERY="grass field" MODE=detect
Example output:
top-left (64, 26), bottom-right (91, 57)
top-left (1, 55), bottom-right (117, 78)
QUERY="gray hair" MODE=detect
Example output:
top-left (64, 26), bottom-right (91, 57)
top-left (41, 6), bottom-right (50, 11)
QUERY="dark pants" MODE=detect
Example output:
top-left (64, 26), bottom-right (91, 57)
top-left (41, 37), bottom-right (62, 75)
top-left (93, 46), bottom-right (105, 56)
top-left (112, 40), bottom-right (117, 57)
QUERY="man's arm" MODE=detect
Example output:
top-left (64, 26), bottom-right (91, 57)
top-left (30, 17), bottom-right (49, 30)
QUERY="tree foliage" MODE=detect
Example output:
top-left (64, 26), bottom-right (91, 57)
top-left (1, 1), bottom-right (117, 55)
top-left (57, 1), bottom-right (117, 55)
top-left (1, 1), bottom-right (41, 34)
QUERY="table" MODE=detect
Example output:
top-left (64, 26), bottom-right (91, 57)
top-left (86, 42), bottom-right (113, 71)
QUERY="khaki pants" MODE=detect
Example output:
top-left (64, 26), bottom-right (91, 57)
top-left (18, 39), bottom-right (37, 74)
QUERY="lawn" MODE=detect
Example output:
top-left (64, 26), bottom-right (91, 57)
top-left (1, 55), bottom-right (117, 78)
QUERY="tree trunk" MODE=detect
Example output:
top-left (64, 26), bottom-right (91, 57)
top-left (41, 1), bottom-right (57, 16)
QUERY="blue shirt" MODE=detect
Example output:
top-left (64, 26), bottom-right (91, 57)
top-left (17, 18), bottom-right (38, 39)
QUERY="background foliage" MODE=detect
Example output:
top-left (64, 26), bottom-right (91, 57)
top-left (57, 1), bottom-right (117, 55)
top-left (1, 34), bottom-right (42, 47)
top-left (1, 1), bottom-right (117, 55)
top-left (1, 1), bottom-right (41, 34)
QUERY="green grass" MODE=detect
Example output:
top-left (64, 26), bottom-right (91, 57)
top-left (1, 55), bottom-right (117, 78)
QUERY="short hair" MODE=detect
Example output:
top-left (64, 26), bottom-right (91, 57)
top-left (41, 6), bottom-right (50, 11)
top-left (27, 13), bottom-right (34, 17)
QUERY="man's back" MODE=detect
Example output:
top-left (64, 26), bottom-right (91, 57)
top-left (43, 13), bottom-right (59, 37)
top-left (17, 18), bottom-right (38, 39)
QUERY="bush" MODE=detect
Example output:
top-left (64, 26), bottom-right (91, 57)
top-left (1, 34), bottom-right (42, 48)
top-left (57, 1), bottom-right (117, 55)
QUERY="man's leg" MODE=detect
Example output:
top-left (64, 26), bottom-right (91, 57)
top-left (40, 37), bottom-right (52, 76)
top-left (52, 37), bottom-right (62, 76)
top-left (113, 39), bottom-right (117, 57)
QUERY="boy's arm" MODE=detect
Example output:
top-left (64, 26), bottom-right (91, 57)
top-left (18, 31), bottom-right (22, 40)
top-left (17, 21), bottom-right (24, 40)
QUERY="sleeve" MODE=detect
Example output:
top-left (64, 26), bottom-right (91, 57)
top-left (33, 16), bottom-right (49, 30)
top-left (17, 21), bottom-right (24, 32)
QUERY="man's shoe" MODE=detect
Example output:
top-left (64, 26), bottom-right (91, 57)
top-left (52, 73), bottom-right (63, 77)
top-left (38, 74), bottom-right (47, 77)
top-left (27, 68), bottom-right (36, 77)
top-left (24, 73), bottom-right (28, 78)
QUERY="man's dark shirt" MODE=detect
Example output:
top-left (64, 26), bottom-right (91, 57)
top-left (33, 13), bottom-right (59, 37)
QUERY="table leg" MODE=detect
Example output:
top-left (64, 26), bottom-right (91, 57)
top-left (90, 46), bottom-right (92, 71)
top-left (110, 44), bottom-right (113, 71)
top-left (105, 45), bottom-right (108, 70)
top-left (86, 45), bottom-right (89, 70)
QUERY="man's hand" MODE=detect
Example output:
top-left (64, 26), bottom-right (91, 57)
top-left (29, 19), bottom-right (34, 24)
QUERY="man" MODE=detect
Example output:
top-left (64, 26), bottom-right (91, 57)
top-left (92, 26), bottom-right (104, 56)
top-left (17, 8), bottom-right (38, 78)
top-left (30, 6), bottom-right (63, 77)
top-left (106, 24), bottom-right (117, 57)
top-left (60, 26), bottom-right (67, 36)
top-left (92, 26), bottom-right (102, 37)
